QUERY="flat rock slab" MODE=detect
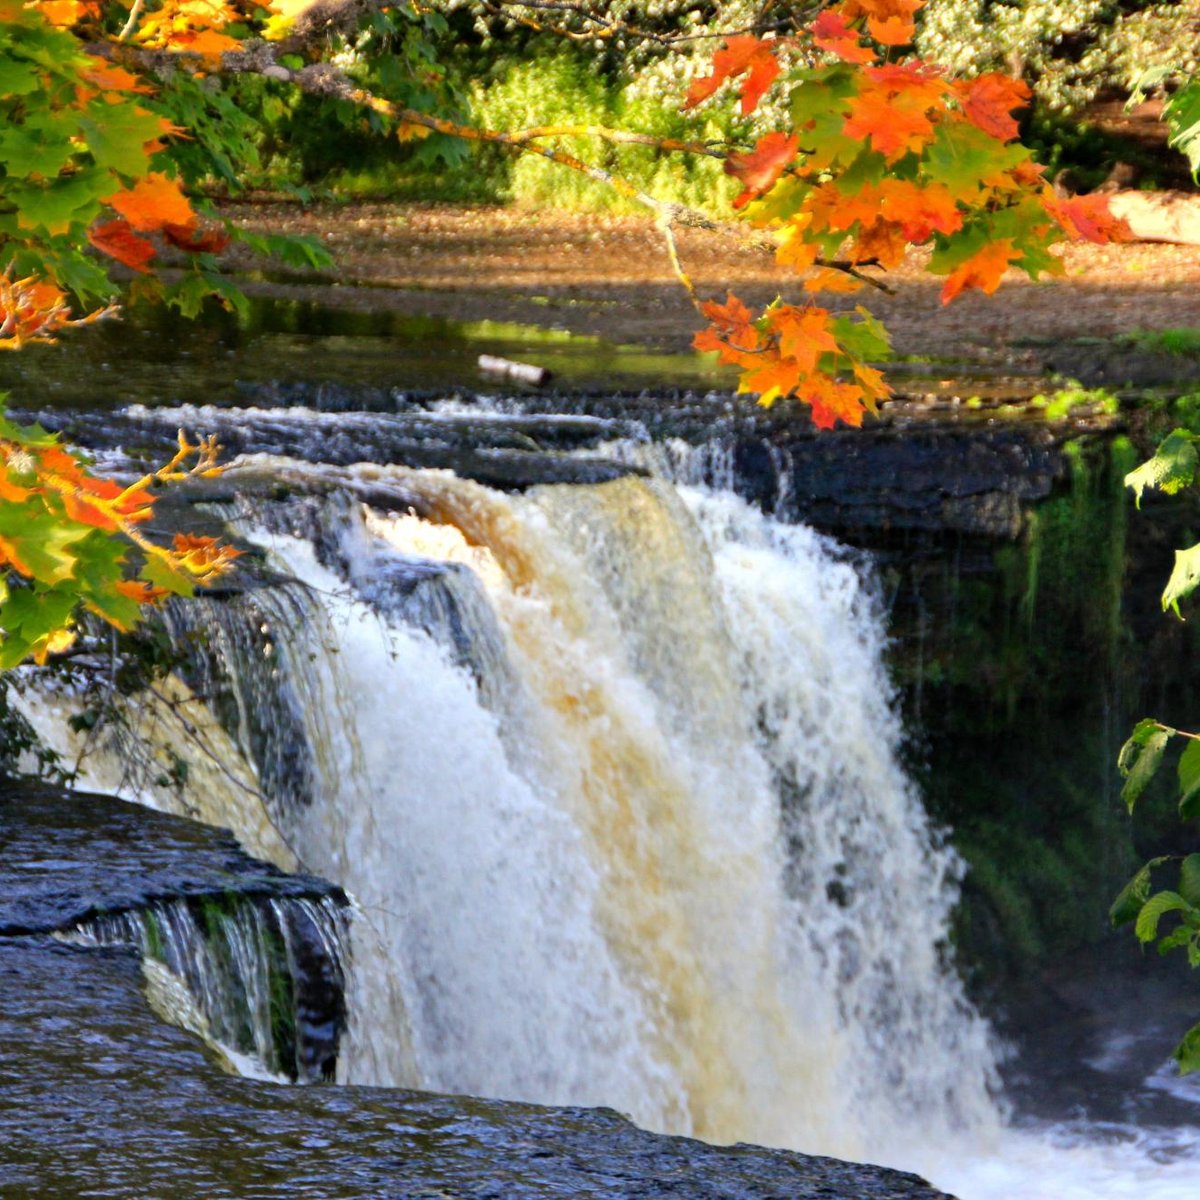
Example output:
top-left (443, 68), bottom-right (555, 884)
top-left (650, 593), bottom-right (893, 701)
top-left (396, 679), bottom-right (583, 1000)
top-left (0, 935), bottom-right (954, 1200)
top-left (0, 781), bottom-right (344, 934)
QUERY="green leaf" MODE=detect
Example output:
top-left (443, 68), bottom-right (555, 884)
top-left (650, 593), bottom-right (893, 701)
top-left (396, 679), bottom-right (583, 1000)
top-left (1163, 544), bottom-right (1200, 617)
top-left (1127, 66), bottom-right (1173, 109)
top-left (1110, 857), bottom-right (1169, 926)
top-left (922, 122), bottom-right (1027, 197)
top-left (1164, 79), bottom-right (1200, 181)
top-left (78, 105), bottom-right (163, 177)
top-left (1173, 1019), bottom-right (1200, 1075)
top-left (928, 221), bottom-right (991, 275)
top-left (9, 169), bottom-right (108, 235)
top-left (1181, 744), bottom-right (1200, 820)
top-left (1124, 429), bottom-right (1198, 506)
top-left (0, 59), bottom-right (40, 97)
top-left (142, 554), bottom-right (195, 599)
top-left (1136, 890), bottom-right (1191, 942)
top-left (0, 507), bottom-right (91, 585)
top-left (0, 124), bottom-right (75, 179)
top-left (1179, 855), bottom-right (1200, 907)
top-left (1120, 726), bottom-right (1173, 812)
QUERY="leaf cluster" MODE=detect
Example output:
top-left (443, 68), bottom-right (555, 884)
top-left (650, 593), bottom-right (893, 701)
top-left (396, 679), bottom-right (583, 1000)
top-left (681, 0), bottom-right (1131, 428)
top-left (0, 397), bottom-right (239, 668)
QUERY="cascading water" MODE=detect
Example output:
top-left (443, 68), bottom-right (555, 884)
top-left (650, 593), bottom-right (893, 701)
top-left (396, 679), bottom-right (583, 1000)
top-left (17, 436), bottom-right (1200, 1197)
top-left (66, 894), bottom-right (348, 1082)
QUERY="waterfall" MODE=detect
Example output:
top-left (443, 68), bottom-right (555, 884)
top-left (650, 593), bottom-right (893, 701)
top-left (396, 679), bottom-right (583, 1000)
top-left (16, 452), bottom-right (1006, 1170)
top-left (66, 894), bottom-right (348, 1082)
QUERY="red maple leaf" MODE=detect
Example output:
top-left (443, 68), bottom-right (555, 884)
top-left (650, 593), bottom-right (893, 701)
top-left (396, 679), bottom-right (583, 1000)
top-left (684, 35), bottom-right (782, 116)
top-left (810, 10), bottom-right (875, 63)
top-left (89, 219), bottom-right (156, 273)
top-left (1044, 192), bottom-right (1134, 244)
top-left (726, 133), bottom-right (800, 209)
top-left (956, 74), bottom-right (1031, 142)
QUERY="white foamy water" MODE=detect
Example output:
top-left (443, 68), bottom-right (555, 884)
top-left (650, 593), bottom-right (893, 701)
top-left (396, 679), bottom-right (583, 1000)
top-left (20, 451), bottom-right (1200, 1196)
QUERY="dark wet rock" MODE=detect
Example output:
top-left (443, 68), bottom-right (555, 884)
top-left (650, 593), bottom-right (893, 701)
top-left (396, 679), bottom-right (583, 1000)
top-left (0, 781), bottom-right (343, 934)
top-left (0, 935), bottom-right (954, 1200)
top-left (729, 424), bottom-right (1062, 540)
top-left (0, 783), bottom-right (348, 1082)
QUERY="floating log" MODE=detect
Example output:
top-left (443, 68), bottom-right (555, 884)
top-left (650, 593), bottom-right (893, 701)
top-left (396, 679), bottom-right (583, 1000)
top-left (478, 354), bottom-right (553, 387)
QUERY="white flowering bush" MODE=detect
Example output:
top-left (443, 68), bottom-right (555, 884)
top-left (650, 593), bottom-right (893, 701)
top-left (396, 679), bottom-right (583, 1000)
top-left (917, 0), bottom-right (1200, 115)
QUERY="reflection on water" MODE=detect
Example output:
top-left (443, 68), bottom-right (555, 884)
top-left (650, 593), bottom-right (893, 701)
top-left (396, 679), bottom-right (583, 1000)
top-left (0, 296), bottom-right (729, 412)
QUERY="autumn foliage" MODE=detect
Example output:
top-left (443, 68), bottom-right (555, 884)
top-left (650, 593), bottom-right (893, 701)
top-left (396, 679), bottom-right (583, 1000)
top-left (0, 0), bottom-right (256, 667)
top-left (682, 0), bottom-right (1131, 429)
top-left (0, 0), bottom-right (1135, 667)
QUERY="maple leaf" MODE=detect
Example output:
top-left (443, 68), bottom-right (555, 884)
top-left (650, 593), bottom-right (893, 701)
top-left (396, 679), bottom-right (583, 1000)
top-left (107, 172), bottom-right (195, 233)
top-left (876, 179), bottom-right (962, 241)
top-left (865, 61), bottom-right (949, 105)
top-left (1044, 192), bottom-right (1134, 244)
top-left (804, 267), bottom-right (864, 294)
top-left (776, 221), bottom-right (819, 273)
top-left (844, 88), bottom-right (935, 162)
top-left (940, 238), bottom-right (1021, 303)
top-left (39, 1), bottom-right (96, 26)
top-left (956, 74), bottom-right (1031, 142)
top-left (854, 218), bottom-right (907, 268)
top-left (163, 222), bottom-right (232, 254)
top-left (170, 532), bottom-right (241, 582)
top-left (89, 219), bottom-right (156, 273)
top-left (684, 35), bottom-right (782, 116)
top-left (804, 374), bottom-right (872, 429)
top-left (697, 292), bottom-right (760, 351)
top-left (115, 579), bottom-right (173, 603)
top-left (768, 304), bottom-right (838, 374)
top-left (726, 133), bottom-right (800, 209)
top-left (810, 10), bottom-right (875, 64)
top-left (840, 0), bottom-right (924, 44)
top-left (83, 62), bottom-right (152, 94)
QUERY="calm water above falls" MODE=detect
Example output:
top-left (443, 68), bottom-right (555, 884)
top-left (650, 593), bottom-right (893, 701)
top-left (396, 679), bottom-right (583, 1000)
top-left (20, 450), bottom-right (1200, 1198)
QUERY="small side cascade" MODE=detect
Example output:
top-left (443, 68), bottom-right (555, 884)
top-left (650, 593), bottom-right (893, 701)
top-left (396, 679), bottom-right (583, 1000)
top-left (70, 893), bottom-right (348, 1082)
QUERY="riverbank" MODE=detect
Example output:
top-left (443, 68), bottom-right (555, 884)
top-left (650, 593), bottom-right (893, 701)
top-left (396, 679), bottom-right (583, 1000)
top-left (219, 200), bottom-right (1200, 367)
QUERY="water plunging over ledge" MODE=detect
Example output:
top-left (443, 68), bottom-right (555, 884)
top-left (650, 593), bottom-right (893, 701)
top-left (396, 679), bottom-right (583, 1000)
top-left (15, 438), bottom-right (1200, 1197)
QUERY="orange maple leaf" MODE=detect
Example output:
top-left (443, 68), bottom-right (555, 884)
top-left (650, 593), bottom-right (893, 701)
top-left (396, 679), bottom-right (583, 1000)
top-left (1044, 192), bottom-right (1134, 244)
top-left (843, 88), bottom-right (935, 162)
top-left (89, 219), bottom-right (157, 274)
top-left (700, 292), bottom-right (753, 340)
top-left (810, 10), bottom-right (875, 63)
top-left (836, 0), bottom-right (924, 47)
top-left (81, 61), bottom-right (153, 94)
top-left (684, 35), bottom-right (782, 116)
top-left (726, 133), bottom-right (800, 209)
top-left (940, 238), bottom-right (1021, 304)
top-left (776, 220), bottom-right (819, 273)
top-left (40, 0), bottom-right (98, 26)
top-left (956, 74), bottom-right (1031, 142)
top-left (171, 532), bottom-right (242, 581)
top-left (876, 179), bottom-right (963, 241)
top-left (803, 374), bottom-right (874, 429)
top-left (768, 304), bottom-right (839, 374)
top-left (115, 580), bottom-right (173, 603)
top-left (107, 173), bottom-right (195, 234)
top-left (804, 267), bottom-right (864, 294)
top-left (854, 218), bottom-right (907, 268)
